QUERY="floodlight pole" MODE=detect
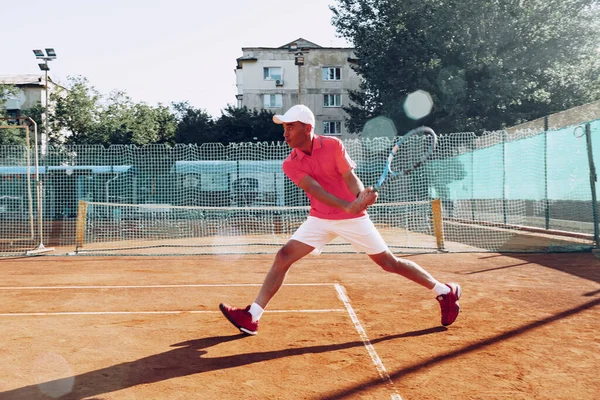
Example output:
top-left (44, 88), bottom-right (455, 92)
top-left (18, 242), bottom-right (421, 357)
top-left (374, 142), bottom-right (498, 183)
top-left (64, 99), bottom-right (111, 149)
top-left (44, 68), bottom-right (48, 150)
top-left (33, 48), bottom-right (57, 153)
top-left (29, 49), bottom-right (57, 255)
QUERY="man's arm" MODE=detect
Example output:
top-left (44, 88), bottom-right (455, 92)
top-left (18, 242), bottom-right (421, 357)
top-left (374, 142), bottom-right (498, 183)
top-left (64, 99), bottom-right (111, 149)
top-left (297, 175), bottom-right (352, 211)
top-left (341, 169), bottom-right (365, 197)
top-left (343, 169), bottom-right (378, 209)
top-left (296, 172), bottom-right (373, 215)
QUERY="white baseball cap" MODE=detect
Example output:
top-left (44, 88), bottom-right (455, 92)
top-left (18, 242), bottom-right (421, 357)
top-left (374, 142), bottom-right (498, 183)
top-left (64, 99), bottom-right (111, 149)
top-left (273, 105), bottom-right (315, 127)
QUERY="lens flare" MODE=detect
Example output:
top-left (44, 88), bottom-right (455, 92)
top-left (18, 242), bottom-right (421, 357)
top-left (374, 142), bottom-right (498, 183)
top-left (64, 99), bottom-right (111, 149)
top-left (404, 90), bottom-right (433, 120)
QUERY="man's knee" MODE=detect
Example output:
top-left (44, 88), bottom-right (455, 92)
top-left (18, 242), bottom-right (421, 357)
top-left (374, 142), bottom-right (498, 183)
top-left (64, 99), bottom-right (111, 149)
top-left (274, 245), bottom-right (300, 269)
top-left (369, 251), bottom-right (397, 272)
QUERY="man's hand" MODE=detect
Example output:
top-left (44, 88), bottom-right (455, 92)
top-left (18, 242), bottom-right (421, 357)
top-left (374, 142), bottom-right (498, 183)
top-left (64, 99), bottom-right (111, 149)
top-left (345, 187), bottom-right (378, 215)
top-left (358, 187), bottom-right (378, 206)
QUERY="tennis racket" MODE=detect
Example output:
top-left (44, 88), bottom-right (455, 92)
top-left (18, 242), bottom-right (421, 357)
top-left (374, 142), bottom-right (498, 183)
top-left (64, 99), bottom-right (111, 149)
top-left (374, 126), bottom-right (437, 191)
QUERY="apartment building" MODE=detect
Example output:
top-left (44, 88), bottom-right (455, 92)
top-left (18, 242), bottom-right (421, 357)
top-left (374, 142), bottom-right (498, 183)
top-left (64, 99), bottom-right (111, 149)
top-left (0, 74), bottom-right (64, 117)
top-left (235, 38), bottom-right (361, 137)
top-left (0, 74), bottom-right (66, 146)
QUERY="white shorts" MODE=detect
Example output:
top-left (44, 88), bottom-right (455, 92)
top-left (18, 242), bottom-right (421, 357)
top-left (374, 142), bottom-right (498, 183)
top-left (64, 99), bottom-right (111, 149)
top-left (290, 215), bottom-right (389, 255)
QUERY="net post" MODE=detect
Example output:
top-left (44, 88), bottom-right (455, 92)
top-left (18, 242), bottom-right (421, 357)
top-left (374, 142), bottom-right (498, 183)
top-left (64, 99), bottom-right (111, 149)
top-left (431, 199), bottom-right (445, 250)
top-left (584, 123), bottom-right (600, 248)
top-left (75, 200), bottom-right (88, 250)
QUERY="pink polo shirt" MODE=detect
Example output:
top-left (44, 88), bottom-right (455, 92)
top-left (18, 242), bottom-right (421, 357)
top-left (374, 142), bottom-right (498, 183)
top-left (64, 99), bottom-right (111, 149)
top-left (282, 135), bottom-right (366, 220)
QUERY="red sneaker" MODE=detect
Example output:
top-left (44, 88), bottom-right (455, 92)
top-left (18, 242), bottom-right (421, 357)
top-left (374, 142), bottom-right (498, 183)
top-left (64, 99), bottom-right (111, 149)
top-left (436, 283), bottom-right (461, 326)
top-left (219, 303), bottom-right (258, 335)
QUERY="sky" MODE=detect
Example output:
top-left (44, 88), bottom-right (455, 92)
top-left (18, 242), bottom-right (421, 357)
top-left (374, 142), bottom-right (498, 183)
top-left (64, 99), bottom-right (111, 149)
top-left (2, 0), bottom-right (351, 118)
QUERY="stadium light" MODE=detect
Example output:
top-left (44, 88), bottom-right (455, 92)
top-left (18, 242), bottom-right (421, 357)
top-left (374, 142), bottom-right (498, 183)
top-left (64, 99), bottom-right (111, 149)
top-left (45, 48), bottom-right (57, 58)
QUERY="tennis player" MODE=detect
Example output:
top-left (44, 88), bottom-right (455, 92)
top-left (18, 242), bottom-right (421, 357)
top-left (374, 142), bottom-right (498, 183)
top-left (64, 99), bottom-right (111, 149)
top-left (220, 105), bottom-right (461, 335)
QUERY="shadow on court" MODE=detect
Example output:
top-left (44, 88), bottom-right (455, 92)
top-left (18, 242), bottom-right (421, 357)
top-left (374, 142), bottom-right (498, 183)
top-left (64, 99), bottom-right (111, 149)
top-left (508, 252), bottom-right (600, 284)
top-left (320, 296), bottom-right (600, 400)
top-left (465, 252), bottom-right (600, 284)
top-left (400, 251), bottom-right (600, 284)
top-left (0, 327), bottom-right (446, 399)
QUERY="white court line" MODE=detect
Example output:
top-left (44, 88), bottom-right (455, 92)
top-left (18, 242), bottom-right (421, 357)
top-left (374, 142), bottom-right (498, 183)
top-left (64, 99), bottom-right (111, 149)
top-left (335, 283), bottom-right (403, 400)
top-left (0, 309), bottom-right (347, 317)
top-left (0, 283), bottom-right (336, 290)
top-left (2, 281), bottom-right (402, 398)
top-left (0, 283), bottom-right (344, 316)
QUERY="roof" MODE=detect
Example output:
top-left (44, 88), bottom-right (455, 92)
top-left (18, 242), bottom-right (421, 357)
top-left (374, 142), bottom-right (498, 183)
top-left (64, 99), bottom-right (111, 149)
top-left (279, 38), bottom-right (322, 49)
top-left (0, 74), bottom-right (46, 86)
top-left (242, 37), bottom-right (353, 51)
top-left (235, 56), bottom-right (258, 69)
top-left (0, 74), bottom-right (67, 91)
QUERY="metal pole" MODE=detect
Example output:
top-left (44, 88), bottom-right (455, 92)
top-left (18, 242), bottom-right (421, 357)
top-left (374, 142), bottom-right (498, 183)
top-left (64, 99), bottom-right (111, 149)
top-left (544, 116), bottom-right (550, 229)
top-left (24, 124), bottom-right (35, 240)
top-left (45, 69), bottom-right (49, 148)
top-left (297, 65), bottom-right (301, 104)
top-left (502, 131), bottom-right (507, 224)
top-left (584, 123), bottom-right (599, 247)
top-left (294, 52), bottom-right (304, 105)
top-left (471, 148), bottom-right (475, 221)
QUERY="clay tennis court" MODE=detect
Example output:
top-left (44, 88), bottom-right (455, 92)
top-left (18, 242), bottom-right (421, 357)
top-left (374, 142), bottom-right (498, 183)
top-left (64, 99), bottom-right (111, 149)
top-left (0, 251), bottom-right (598, 400)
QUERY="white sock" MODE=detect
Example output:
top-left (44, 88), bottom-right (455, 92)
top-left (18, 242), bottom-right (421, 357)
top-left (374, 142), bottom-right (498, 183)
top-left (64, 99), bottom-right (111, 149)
top-left (249, 302), bottom-right (264, 322)
top-left (432, 282), bottom-right (450, 296)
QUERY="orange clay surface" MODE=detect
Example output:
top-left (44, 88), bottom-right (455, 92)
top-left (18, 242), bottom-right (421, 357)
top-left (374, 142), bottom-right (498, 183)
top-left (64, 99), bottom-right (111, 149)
top-left (0, 252), bottom-right (598, 400)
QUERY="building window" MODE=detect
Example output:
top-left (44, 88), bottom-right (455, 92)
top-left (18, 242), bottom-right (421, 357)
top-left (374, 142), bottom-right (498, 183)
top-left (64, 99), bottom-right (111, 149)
top-left (6, 109), bottom-right (20, 119)
top-left (322, 67), bottom-right (341, 81)
top-left (264, 67), bottom-right (282, 81)
top-left (264, 94), bottom-right (283, 108)
top-left (323, 94), bottom-right (342, 107)
top-left (5, 109), bottom-right (21, 124)
top-left (323, 121), bottom-right (342, 135)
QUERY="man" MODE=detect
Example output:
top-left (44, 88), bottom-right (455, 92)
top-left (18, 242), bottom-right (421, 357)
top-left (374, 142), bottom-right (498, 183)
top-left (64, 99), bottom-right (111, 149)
top-left (220, 105), bottom-right (460, 335)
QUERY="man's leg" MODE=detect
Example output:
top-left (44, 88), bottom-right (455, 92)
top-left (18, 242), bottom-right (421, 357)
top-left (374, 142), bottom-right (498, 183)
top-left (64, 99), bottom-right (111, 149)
top-left (219, 239), bottom-right (314, 335)
top-left (369, 250), bottom-right (461, 326)
top-left (334, 216), bottom-right (461, 327)
top-left (368, 250), bottom-right (437, 288)
top-left (254, 239), bottom-right (315, 308)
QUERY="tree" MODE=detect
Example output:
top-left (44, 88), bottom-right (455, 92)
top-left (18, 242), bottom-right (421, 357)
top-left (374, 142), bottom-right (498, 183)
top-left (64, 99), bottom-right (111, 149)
top-left (215, 105), bottom-right (283, 143)
top-left (25, 75), bottom-right (286, 146)
top-left (331, 0), bottom-right (600, 133)
top-left (154, 104), bottom-right (178, 144)
top-left (0, 84), bottom-right (26, 145)
top-left (96, 91), bottom-right (176, 145)
top-left (7, 103), bottom-right (45, 146)
top-left (0, 84), bottom-right (17, 104)
top-left (50, 76), bottom-right (101, 144)
top-left (172, 101), bottom-right (216, 144)
top-left (51, 76), bottom-right (178, 146)
top-left (248, 107), bottom-right (286, 142)
top-left (0, 126), bottom-right (27, 145)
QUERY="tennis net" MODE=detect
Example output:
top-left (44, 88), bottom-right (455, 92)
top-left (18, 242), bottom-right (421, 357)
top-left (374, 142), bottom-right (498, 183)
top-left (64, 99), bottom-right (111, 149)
top-left (74, 199), bottom-right (444, 255)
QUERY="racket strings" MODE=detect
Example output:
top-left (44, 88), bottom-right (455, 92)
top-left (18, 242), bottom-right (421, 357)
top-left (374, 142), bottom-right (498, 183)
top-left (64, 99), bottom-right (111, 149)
top-left (389, 134), bottom-right (435, 174)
